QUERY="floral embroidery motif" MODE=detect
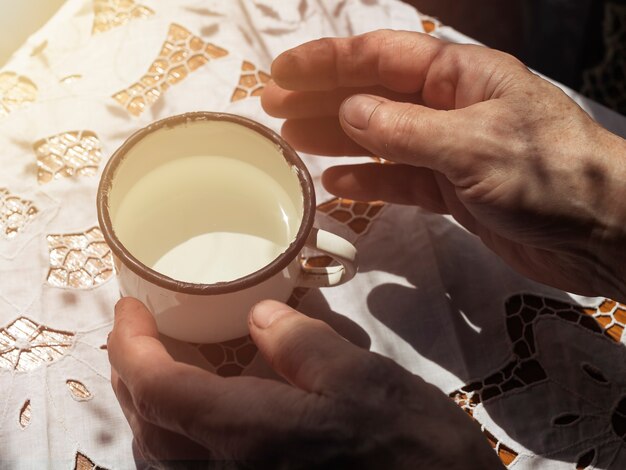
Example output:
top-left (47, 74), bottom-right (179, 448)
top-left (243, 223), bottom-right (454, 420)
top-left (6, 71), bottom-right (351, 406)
top-left (91, 0), bottom-right (154, 34)
top-left (47, 227), bottom-right (114, 289)
top-left (0, 317), bottom-right (75, 372)
top-left (0, 72), bottom-right (37, 116)
top-left (34, 131), bottom-right (103, 185)
top-left (196, 336), bottom-right (258, 377)
top-left (112, 23), bottom-right (229, 116)
top-left (318, 198), bottom-right (386, 235)
top-left (19, 399), bottom-right (31, 429)
top-left (231, 61), bottom-right (271, 102)
top-left (67, 380), bottom-right (93, 401)
top-left (0, 188), bottom-right (39, 239)
top-left (450, 294), bottom-right (626, 467)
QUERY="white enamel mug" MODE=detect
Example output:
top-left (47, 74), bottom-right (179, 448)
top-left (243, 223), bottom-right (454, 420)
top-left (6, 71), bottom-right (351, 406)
top-left (97, 112), bottom-right (357, 343)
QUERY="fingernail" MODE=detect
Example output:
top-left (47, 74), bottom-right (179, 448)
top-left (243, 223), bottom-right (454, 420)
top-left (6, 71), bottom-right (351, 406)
top-left (251, 302), bottom-right (293, 329)
top-left (341, 95), bottom-right (384, 130)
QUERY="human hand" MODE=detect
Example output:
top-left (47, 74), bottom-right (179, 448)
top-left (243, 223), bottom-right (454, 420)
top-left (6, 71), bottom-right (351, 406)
top-left (108, 297), bottom-right (503, 468)
top-left (261, 30), bottom-right (626, 302)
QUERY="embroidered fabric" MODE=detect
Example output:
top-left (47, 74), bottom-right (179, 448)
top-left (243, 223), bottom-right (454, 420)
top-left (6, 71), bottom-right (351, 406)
top-left (0, 1), bottom-right (625, 468)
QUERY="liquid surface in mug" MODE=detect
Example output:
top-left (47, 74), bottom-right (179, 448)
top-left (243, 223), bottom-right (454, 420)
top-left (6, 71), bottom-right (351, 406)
top-left (153, 232), bottom-right (286, 284)
top-left (113, 155), bottom-right (300, 284)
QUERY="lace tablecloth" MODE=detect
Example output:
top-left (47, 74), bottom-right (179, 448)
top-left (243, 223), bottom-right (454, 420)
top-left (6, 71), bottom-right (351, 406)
top-left (1, 1), bottom-right (626, 468)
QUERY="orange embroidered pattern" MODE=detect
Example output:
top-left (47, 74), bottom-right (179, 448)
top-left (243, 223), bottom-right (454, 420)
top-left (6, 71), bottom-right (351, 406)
top-left (92, 0), bottom-right (154, 34)
top-left (231, 61), bottom-right (271, 102)
top-left (0, 188), bottom-right (39, 239)
top-left (421, 19), bottom-right (439, 33)
top-left (0, 317), bottom-right (75, 372)
top-left (112, 23), bottom-right (228, 116)
top-left (34, 131), bottom-right (103, 184)
top-left (74, 452), bottom-right (108, 470)
top-left (47, 227), bottom-right (114, 289)
top-left (318, 198), bottom-right (385, 235)
top-left (451, 390), bottom-right (518, 466)
top-left (584, 299), bottom-right (626, 342)
top-left (0, 72), bottom-right (37, 116)
top-left (450, 295), bottom-right (626, 467)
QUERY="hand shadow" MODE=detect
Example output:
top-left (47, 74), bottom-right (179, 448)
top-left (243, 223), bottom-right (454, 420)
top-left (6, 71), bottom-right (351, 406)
top-left (359, 206), bottom-right (623, 467)
top-left (358, 206), bottom-right (572, 382)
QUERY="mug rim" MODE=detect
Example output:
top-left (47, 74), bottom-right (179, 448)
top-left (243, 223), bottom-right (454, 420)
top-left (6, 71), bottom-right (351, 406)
top-left (97, 111), bottom-right (315, 296)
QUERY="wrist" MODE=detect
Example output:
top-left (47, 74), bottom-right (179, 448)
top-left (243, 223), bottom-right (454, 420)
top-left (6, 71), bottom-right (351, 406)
top-left (588, 126), bottom-right (626, 301)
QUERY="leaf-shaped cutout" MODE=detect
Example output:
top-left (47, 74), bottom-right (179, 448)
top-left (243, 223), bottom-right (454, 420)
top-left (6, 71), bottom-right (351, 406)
top-left (552, 413), bottom-right (580, 426)
top-left (298, 0), bottom-right (308, 19)
top-left (576, 448), bottom-right (596, 469)
top-left (184, 7), bottom-right (224, 17)
top-left (261, 27), bottom-right (297, 35)
top-left (67, 380), bottom-right (92, 401)
top-left (30, 40), bottom-right (48, 57)
top-left (59, 74), bottom-right (82, 84)
top-left (254, 2), bottom-right (281, 20)
top-left (19, 399), bottom-right (31, 429)
top-left (581, 363), bottom-right (609, 384)
top-left (201, 24), bottom-right (219, 36)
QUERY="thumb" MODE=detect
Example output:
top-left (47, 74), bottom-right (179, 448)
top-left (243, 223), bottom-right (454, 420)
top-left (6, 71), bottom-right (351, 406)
top-left (248, 300), bottom-right (370, 393)
top-left (339, 94), bottom-right (478, 177)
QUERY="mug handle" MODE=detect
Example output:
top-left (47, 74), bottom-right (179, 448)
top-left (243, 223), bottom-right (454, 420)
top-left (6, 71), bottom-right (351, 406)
top-left (296, 228), bottom-right (357, 288)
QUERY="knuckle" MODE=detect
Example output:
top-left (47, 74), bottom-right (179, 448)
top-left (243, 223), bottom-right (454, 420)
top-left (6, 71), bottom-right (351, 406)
top-left (381, 104), bottom-right (420, 157)
top-left (272, 321), bottom-right (317, 373)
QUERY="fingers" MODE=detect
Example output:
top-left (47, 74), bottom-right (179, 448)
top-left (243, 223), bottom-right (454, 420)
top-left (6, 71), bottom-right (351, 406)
top-left (282, 117), bottom-right (369, 156)
top-left (108, 298), bottom-right (322, 459)
top-left (338, 94), bottom-right (482, 178)
top-left (248, 300), bottom-right (372, 393)
top-left (261, 80), bottom-right (420, 119)
top-left (271, 30), bottom-right (444, 93)
top-left (322, 163), bottom-right (448, 212)
top-left (111, 369), bottom-right (212, 462)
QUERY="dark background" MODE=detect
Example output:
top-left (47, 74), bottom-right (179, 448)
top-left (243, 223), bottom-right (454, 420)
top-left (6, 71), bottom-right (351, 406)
top-left (404, 0), bottom-right (625, 115)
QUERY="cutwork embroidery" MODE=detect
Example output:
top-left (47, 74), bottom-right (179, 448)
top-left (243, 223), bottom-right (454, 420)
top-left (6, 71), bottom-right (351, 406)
top-left (0, 317), bottom-right (75, 372)
top-left (0, 188), bottom-right (39, 239)
top-left (47, 227), bottom-right (114, 289)
top-left (34, 131), bottom-right (103, 185)
top-left (0, 72), bottom-right (37, 116)
top-left (112, 23), bottom-right (228, 116)
top-left (92, 0), bottom-right (154, 34)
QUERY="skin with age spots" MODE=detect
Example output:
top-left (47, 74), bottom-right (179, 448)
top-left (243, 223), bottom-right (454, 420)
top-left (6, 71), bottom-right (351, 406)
top-left (264, 30), bottom-right (626, 303)
top-left (108, 30), bottom-right (626, 467)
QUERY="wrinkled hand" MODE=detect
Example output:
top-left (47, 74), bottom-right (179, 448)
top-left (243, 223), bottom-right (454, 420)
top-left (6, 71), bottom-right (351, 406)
top-left (262, 30), bottom-right (626, 302)
top-left (108, 297), bottom-right (502, 468)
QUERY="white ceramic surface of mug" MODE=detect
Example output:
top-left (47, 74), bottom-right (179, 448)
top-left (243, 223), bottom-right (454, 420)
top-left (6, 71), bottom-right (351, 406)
top-left (97, 112), bottom-right (357, 343)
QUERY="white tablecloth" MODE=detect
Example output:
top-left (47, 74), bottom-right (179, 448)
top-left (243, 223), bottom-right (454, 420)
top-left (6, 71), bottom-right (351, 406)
top-left (1, 1), bottom-right (625, 468)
